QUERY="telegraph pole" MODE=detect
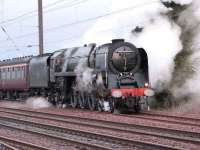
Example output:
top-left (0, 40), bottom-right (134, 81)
top-left (38, 0), bottom-right (43, 56)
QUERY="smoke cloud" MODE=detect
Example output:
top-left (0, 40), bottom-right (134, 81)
top-left (25, 97), bottom-right (52, 109)
top-left (167, 0), bottom-right (200, 105)
top-left (84, 0), bottom-right (182, 90)
top-left (83, 0), bottom-right (200, 109)
top-left (74, 63), bottom-right (95, 93)
top-left (131, 16), bottom-right (182, 90)
top-left (162, 0), bottom-right (192, 5)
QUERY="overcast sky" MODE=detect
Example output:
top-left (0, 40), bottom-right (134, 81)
top-left (0, 0), bottom-right (112, 59)
top-left (0, 0), bottom-right (183, 61)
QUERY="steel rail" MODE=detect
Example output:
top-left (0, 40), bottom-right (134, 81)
top-left (120, 113), bottom-right (200, 127)
top-left (0, 136), bottom-right (49, 150)
top-left (0, 107), bottom-right (200, 143)
top-left (0, 113), bottom-right (184, 150)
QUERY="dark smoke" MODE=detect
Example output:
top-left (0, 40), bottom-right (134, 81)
top-left (155, 0), bottom-right (200, 109)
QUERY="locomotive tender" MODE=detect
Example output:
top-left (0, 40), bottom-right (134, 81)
top-left (0, 39), bottom-right (154, 113)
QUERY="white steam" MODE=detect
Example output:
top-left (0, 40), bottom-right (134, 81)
top-left (84, 0), bottom-right (169, 44)
top-left (25, 97), bottom-right (52, 109)
top-left (131, 17), bottom-right (182, 90)
top-left (74, 63), bottom-right (94, 92)
top-left (172, 0), bottom-right (200, 100)
top-left (84, 0), bottom-right (182, 90)
top-left (96, 73), bottom-right (104, 85)
top-left (0, 97), bottom-right (51, 109)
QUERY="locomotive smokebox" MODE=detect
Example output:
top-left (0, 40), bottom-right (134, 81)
top-left (112, 39), bottom-right (124, 44)
top-left (108, 40), bottom-right (141, 74)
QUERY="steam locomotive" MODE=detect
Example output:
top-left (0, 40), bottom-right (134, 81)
top-left (0, 39), bottom-right (154, 113)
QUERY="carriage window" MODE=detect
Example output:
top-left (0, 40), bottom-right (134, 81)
top-left (3, 68), bottom-right (6, 80)
top-left (21, 66), bottom-right (24, 79)
top-left (23, 66), bottom-right (26, 79)
top-left (0, 69), bottom-right (2, 80)
top-left (9, 67), bottom-right (12, 80)
top-left (15, 67), bottom-right (18, 79)
top-left (2, 68), bottom-right (5, 80)
top-left (7, 68), bottom-right (10, 80)
top-left (12, 67), bottom-right (15, 79)
top-left (17, 67), bottom-right (21, 79)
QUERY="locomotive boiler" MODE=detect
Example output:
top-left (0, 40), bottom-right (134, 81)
top-left (0, 39), bottom-right (154, 113)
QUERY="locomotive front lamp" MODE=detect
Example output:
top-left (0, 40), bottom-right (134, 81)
top-left (112, 90), bottom-right (122, 98)
top-left (144, 82), bottom-right (149, 87)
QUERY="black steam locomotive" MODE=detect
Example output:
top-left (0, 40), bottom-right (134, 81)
top-left (0, 39), bottom-right (154, 113)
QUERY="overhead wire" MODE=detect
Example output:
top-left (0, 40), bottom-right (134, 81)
top-left (0, 22), bottom-right (142, 51)
top-left (0, 0), bottom-right (163, 52)
top-left (0, 0), bottom-right (70, 24)
top-left (0, 26), bottom-right (19, 51)
top-left (44, 22), bottom-right (144, 44)
top-left (0, 0), bottom-right (89, 25)
top-left (43, 0), bottom-right (90, 14)
top-left (0, 0), bottom-right (159, 43)
top-left (0, 0), bottom-right (91, 43)
top-left (0, 0), bottom-right (91, 51)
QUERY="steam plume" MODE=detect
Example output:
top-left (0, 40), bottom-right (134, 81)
top-left (25, 97), bottom-right (52, 109)
top-left (84, 0), bottom-right (182, 93)
top-left (166, 0), bottom-right (200, 105)
top-left (83, 0), bottom-right (200, 109)
top-left (74, 63), bottom-right (94, 93)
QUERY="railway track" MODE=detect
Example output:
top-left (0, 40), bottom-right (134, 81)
top-left (131, 111), bottom-right (200, 127)
top-left (0, 116), bottom-right (129, 150)
top-left (0, 107), bottom-right (199, 149)
top-left (143, 110), bottom-right (200, 119)
top-left (0, 136), bottom-right (49, 150)
top-left (0, 113), bottom-right (181, 150)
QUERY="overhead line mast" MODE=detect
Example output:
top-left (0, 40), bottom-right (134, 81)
top-left (38, 0), bottom-right (44, 56)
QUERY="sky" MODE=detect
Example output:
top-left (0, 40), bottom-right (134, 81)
top-left (0, 0), bottom-right (171, 59)
top-left (0, 0), bottom-right (112, 59)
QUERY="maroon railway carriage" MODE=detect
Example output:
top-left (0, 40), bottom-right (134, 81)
top-left (0, 57), bottom-right (32, 99)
